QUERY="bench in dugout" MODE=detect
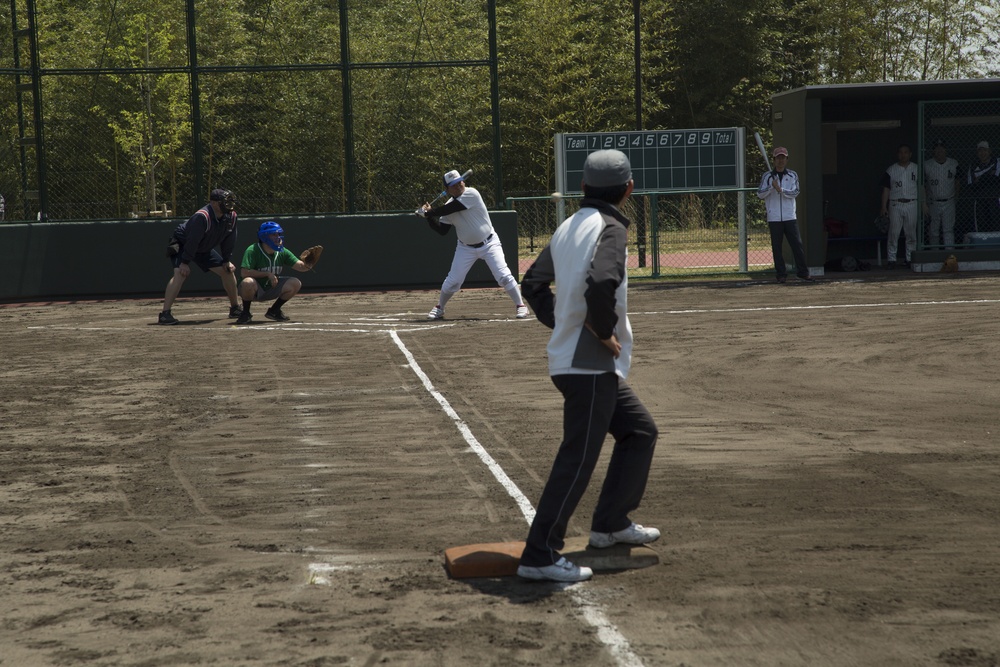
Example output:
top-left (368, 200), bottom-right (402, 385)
top-left (824, 217), bottom-right (886, 266)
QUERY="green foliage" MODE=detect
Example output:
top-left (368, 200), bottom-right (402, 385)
top-left (0, 0), bottom-right (996, 221)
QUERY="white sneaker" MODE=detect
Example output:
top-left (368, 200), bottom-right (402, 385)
top-left (517, 557), bottom-right (593, 582)
top-left (427, 306), bottom-right (444, 320)
top-left (515, 305), bottom-right (529, 319)
top-left (589, 522), bottom-right (661, 549)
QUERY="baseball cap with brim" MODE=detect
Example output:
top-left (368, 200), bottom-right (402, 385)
top-left (583, 149), bottom-right (632, 187)
top-left (772, 147), bottom-right (789, 157)
top-left (934, 139), bottom-right (946, 147)
top-left (443, 169), bottom-right (465, 187)
top-left (978, 141), bottom-right (990, 150)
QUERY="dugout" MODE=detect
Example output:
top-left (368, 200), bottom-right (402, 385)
top-left (1, 212), bottom-right (518, 302)
top-left (770, 79), bottom-right (1000, 273)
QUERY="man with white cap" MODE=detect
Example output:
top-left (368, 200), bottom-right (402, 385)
top-left (417, 169), bottom-right (527, 320)
top-left (967, 140), bottom-right (1000, 232)
top-left (757, 146), bottom-right (813, 282)
top-left (516, 149), bottom-right (660, 583)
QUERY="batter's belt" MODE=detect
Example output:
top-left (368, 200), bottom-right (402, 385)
top-left (462, 233), bottom-right (494, 248)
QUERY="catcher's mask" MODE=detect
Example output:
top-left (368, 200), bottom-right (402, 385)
top-left (210, 188), bottom-right (237, 213)
top-left (258, 221), bottom-right (284, 252)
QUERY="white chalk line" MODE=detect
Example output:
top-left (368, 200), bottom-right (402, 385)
top-left (635, 297), bottom-right (1000, 317)
top-left (387, 329), bottom-right (646, 667)
top-left (24, 296), bottom-right (1000, 334)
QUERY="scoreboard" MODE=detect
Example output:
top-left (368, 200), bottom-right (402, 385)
top-left (554, 128), bottom-right (745, 195)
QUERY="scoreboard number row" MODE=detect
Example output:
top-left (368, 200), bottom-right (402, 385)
top-left (556, 128), bottom-right (745, 194)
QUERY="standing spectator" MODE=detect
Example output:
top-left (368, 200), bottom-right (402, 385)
top-left (158, 188), bottom-right (241, 325)
top-left (880, 144), bottom-right (920, 268)
top-left (416, 168), bottom-right (527, 320)
top-left (966, 140), bottom-right (1000, 233)
top-left (516, 149), bottom-right (660, 583)
top-left (922, 140), bottom-right (961, 248)
top-left (0, 192), bottom-right (5, 222)
top-left (757, 146), bottom-right (814, 283)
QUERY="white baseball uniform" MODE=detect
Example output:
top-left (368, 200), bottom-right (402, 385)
top-left (923, 157), bottom-right (959, 248)
top-left (426, 186), bottom-right (522, 313)
top-left (882, 162), bottom-right (919, 263)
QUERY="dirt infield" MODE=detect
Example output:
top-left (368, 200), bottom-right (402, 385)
top-left (2, 275), bottom-right (1000, 666)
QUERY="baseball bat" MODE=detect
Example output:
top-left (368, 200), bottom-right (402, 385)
top-left (427, 168), bottom-right (473, 206)
top-left (753, 132), bottom-right (772, 173)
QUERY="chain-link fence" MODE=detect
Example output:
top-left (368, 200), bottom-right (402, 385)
top-left (0, 0), bottom-right (500, 223)
top-left (918, 99), bottom-right (1000, 249)
top-left (508, 189), bottom-right (776, 278)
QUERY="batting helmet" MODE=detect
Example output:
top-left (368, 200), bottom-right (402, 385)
top-left (258, 221), bottom-right (284, 252)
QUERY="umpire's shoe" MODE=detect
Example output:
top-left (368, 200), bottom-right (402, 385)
top-left (158, 310), bottom-right (179, 325)
top-left (235, 310), bottom-right (253, 325)
top-left (229, 303), bottom-right (242, 318)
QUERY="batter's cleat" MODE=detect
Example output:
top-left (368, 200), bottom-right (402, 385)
top-left (427, 306), bottom-right (445, 320)
top-left (589, 522), bottom-right (661, 549)
top-left (235, 310), bottom-right (253, 325)
top-left (516, 305), bottom-right (529, 319)
top-left (228, 303), bottom-right (242, 318)
top-left (157, 310), bottom-right (179, 325)
top-left (265, 308), bottom-right (290, 322)
top-left (517, 557), bottom-right (593, 583)
top-left (797, 274), bottom-right (816, 283)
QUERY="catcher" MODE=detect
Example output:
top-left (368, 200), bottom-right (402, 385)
top-left (234, 221), bottom-right (323, 325)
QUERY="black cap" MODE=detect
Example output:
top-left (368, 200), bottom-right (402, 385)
top-left (933, 139), bottom-right (946, 147)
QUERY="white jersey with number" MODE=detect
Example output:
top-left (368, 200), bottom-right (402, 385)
top-left (885, 162), bottom-right (919, 200)
top-left (923, 158), bottom-right (959, 200)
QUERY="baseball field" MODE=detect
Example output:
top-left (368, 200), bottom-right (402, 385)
top-left (2, 274), bottom-right (999, 666)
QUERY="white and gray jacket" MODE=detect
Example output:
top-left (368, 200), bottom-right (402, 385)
top-left (757, 169), bottom-right (800, 221)
top-left (521, 199), bottom-right (633, 379)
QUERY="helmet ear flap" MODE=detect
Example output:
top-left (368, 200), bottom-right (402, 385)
top-left (257, 221), bottom-right (284, 251)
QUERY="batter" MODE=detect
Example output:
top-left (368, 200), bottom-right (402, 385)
top-left (417, 169), bottom-right (527, 320)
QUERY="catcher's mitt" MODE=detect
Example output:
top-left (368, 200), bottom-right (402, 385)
top-left (873, 215), bottom-right (889, 234)
top-left (299, 245), bottom-right (323, 269)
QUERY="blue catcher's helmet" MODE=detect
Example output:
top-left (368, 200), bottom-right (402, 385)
top-left (258, 221), bottom-right (284, 252)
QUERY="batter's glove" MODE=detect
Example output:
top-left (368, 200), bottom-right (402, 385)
top-left (299, 245), bottom-right (324, 269)
top-left (414, 207), bottom-right (427, 218)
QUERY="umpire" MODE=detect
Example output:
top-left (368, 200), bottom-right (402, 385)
top-left (157, 188), bottom-right (241, 325)
top-left (517, 149), bottom-right (660, 583)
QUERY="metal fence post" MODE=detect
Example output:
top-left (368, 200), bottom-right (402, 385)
top-left (650, 194), bottom-right (660, 277)
top-left (738, 190), bottom-right (748, 272)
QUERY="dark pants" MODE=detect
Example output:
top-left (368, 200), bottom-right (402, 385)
top-left (520, 373), bottom-right (658, 567)
top-left (768, 219), bottom-right (809, 278)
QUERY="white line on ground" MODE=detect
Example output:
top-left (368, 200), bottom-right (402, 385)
top-left (636, 297), bottom-right (1000, 317)
top-left (24, 298), bottom-right (1000, 334)
top-left (387, 329), bottom-right (647, 667)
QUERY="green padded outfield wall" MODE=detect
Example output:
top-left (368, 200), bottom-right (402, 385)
top-left (3, 212), bottom-right (519, 301)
